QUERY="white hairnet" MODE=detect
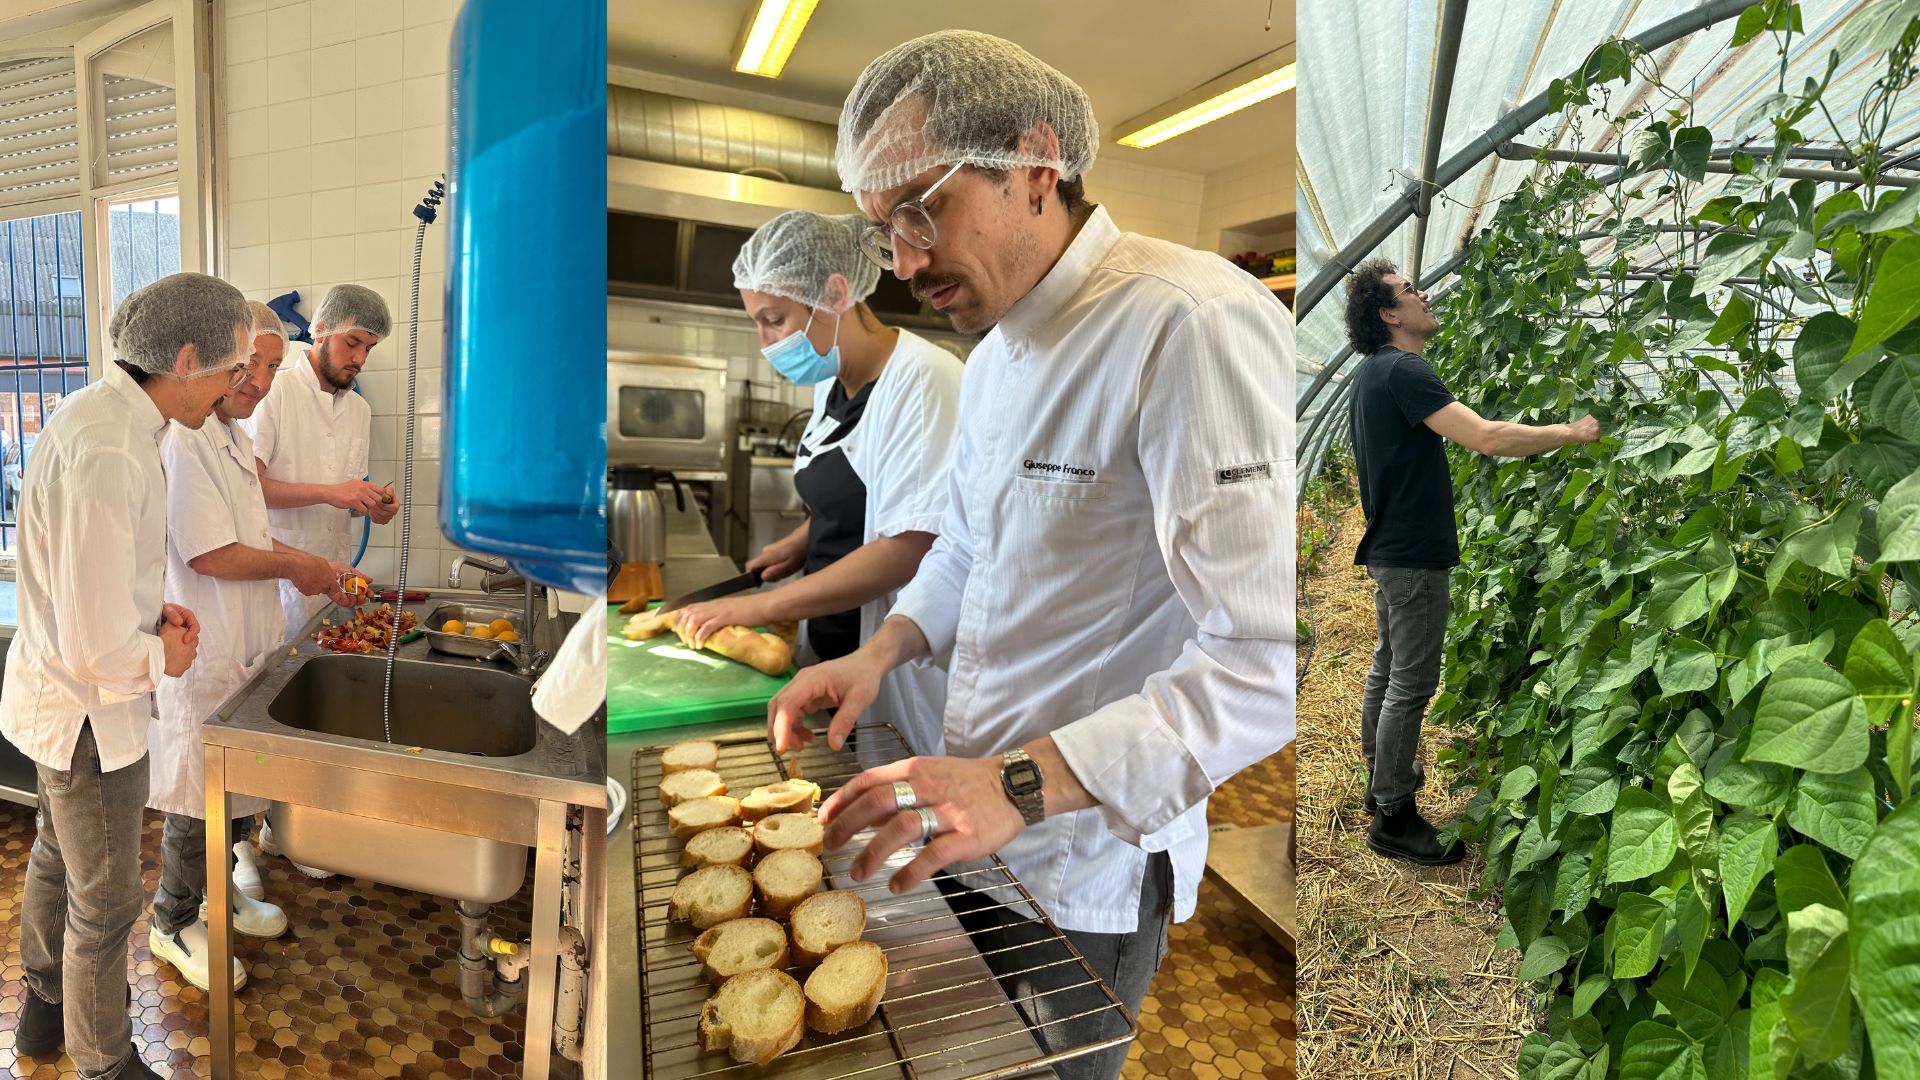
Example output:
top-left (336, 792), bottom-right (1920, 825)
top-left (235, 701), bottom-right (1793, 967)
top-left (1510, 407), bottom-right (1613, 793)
top-left (313, 283), bottom-right (391, 339)
top-left (733, 212), bottom-right (883, 311)
top-left (246, 299), bottom-right (286, 342)
top-left (107, 272), bottom-right (251, 376)
top-left (836, 30), bottom-right (1099, 198)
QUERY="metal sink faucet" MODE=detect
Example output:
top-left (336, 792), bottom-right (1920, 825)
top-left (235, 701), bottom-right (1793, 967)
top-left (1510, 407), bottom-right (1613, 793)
top-left (448, 556), bottom-right (545, 676)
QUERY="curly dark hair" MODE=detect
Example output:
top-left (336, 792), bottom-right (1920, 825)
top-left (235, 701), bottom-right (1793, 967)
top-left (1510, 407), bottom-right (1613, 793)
top-left (1344, 258), bottom-right (1404, 355)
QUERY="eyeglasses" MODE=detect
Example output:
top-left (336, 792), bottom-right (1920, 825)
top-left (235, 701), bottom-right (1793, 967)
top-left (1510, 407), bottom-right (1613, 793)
top-left (1396, 280), bottom-right (1423, 299)
top-left (858, 160), bottom-right (967, 271)
top-left (165, 358), bottom-right (250, 390)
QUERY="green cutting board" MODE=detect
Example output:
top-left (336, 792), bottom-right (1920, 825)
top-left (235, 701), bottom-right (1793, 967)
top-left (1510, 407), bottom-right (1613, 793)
top-left (607, 604), bottom-right (794, 734)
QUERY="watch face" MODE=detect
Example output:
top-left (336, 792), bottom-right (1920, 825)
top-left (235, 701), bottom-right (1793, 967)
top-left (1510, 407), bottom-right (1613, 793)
top-left (1006, 760), bottom-right (1042, 794)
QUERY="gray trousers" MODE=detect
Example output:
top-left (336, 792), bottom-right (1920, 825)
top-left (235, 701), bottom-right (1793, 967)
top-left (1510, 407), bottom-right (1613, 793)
top-left (21, 722), bottom-right (147, 1079)
top-left (1361, 566), bottom-right (1451, 815)
top-left (937, 850), bottom-right (1173, 1080)
top-left (152, 813), bottom-right (252, 936)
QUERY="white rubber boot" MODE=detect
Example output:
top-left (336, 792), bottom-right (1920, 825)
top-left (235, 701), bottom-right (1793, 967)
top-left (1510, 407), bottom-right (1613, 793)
top-left (149, 919), bottom-right (247, 993)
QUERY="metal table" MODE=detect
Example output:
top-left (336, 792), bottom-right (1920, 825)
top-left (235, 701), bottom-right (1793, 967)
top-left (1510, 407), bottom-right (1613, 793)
top-left (201, 592), bottom-right (608, 1080)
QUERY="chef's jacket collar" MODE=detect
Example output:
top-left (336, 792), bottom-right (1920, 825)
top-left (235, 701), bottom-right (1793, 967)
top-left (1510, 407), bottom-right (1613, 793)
top-left (995, 204), bottom-right (1121, 342)
top-left (102, 360), bottom-right (168, 442)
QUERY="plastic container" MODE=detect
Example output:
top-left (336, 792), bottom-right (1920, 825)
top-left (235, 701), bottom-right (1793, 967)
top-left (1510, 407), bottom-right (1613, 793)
top-left (442, 1), bottom-right (607, 595)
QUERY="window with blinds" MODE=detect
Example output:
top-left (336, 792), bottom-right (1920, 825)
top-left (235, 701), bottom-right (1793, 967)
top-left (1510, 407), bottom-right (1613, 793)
top-left (0, 56), bottom-right (81, 211)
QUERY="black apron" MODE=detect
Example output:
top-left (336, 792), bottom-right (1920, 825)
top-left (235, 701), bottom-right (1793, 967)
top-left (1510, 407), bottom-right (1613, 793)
top-left (792, 378), bottom-right (874, 661)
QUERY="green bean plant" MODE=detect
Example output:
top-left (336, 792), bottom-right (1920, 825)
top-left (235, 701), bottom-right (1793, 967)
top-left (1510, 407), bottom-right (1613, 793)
top-left (1421, 3), bottom-right (1920, 1077)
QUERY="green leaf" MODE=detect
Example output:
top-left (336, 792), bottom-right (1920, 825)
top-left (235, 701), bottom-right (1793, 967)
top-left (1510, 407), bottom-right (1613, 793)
top-left (1499, 765), bottom-right (1541, 804)
top-left (1707, 750), bottom-right (1796, 814)
top-left (1594, 630), bottom-right (1662, 695)
top-left (1849, 799), bottom-right (1920, 1080)
top-left (1848, 236), bottom-right (1920, 361)
top-left (1656, 637), bottom-right (1718, 695)
top-left (1619, 423), bottom-right (1678, 460)
top-left (1845, 618), bottom-right (1913, 724)
top-left (1646, 539), bottom-right (1738, 632)
top-left (1767, 503), bottom-right (1862, 591)
top-left (1750, 967), bottom-right (1795, 1080)
top-left (1731, 3), bottom-right (1771, 46)
top-left (1694, 233), bottom-right (1766, 296)
top-left (1865, 184), bottom-right (1920, 235)
top-left (1782, 903), bottom-right (1852, 1063)
top-left (1607, 785), bottom-right (1680, 884)
top-left (1865, 354), bottom-right (1920, 442)
top-left (1513, 817), bottom-right (1560, 870)
top-left (1774, 844), bottom-right (1847, 915)
top-left (1651, 960), bottom-right (1737, 1041)
top-left (1669, 126), bottom-right (1712, 183)
top-left (1880, 466), bottom-right (1920, 562)
top-left (1518, 935), bottom-right (1573, 982)
top-left (1748, 657), bottom-right (1871, 773)
top-left (1793, 312), bottom-right (1859, 399)
top-left (1573, 974), bottom-right (1611, 1018)
top-left (1788, 767), bottom-right (1879, 859)
top-left (1564, 765), bottom-right (1621, 815)
top-left (1619, 1021), bottom-right (1706, 1080)
top-left (1722, 812), bottom-right (1778, 926)
top-left (1611, 892), bottom-right (1669, 980)
top-left (1707, 290), bottom-right (1754, 345)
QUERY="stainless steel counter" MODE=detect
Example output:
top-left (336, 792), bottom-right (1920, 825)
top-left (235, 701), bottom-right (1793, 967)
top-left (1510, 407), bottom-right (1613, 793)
top-left (201, 591), bottom-right (607, 1080)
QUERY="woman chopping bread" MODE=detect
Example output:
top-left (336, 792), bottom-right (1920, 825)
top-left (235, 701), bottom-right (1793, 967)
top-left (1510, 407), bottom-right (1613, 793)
top-left (675, 210), bottom-right (962, 758)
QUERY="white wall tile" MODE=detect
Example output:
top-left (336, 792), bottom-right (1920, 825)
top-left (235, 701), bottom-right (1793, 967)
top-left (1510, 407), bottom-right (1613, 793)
top-left (355, 229), bottom-right (399, 279)
top-left (308, 139), bottom-right (358, 189)
top-left (310, 188), bottom-right (355, 237)
top-left (312, 235), bottom-right (356, 280)
top-left (266, 52), bottom-right (311, 104)
top-left (356, 32), bottom-right (402, 87)
top-left (269, 193), bottom-right (311, 241)
top-left (230, 106), bottom-right (271, 151)
top-left (354, 82), bottom-right (403, 136)
top-left (309, 0), bottom-right (357, 48)
top-left (229, 198), bottom-right (270, 247)
top-left (226, 11), bottom-right (269, 61)
top-left (268, 240), bottom-right (311, 286)
top-left (355, 132), bottom-right (403, 183)
top-left (226, 59), bottom-right (268, 108)
top-left (355, 182), bottom-right (404, 233)
top-left (229, 153), bottom-right (273, 203)
top-left (268, 155), bottom-right (311, 196)
top-left (229, 245), bottom-right (270, 291)
top-left (404, 0), bottom-right (451, 27)
top-left (402, 23), bottom-right (449, 76)
top-left (265, 100), bottom-right (311, 152)
top-left (265, 2), bottom-right (309, 54)
top-left (355, 0), bottom-right (403, 35)
top-left (400, 74), bottom-right (446, 131)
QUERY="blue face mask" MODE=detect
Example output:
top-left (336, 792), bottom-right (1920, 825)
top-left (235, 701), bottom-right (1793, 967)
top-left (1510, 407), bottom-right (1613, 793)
top-left (761, 306), bottom-right (840, 385)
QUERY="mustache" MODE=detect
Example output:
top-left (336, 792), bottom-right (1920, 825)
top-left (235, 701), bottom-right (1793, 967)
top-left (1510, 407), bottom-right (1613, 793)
top-left (912, 273), bottom-right (966, 302)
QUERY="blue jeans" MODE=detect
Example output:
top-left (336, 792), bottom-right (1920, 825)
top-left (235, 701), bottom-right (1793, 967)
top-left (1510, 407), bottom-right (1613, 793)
top-left (21, 722), bottom-right (148, 1079)
top-left (1361, 566), bottom-right (1451, 815)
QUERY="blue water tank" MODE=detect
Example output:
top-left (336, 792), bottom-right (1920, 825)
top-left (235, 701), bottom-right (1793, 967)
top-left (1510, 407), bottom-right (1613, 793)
top-left (442, 0), bottom-right (606, 595)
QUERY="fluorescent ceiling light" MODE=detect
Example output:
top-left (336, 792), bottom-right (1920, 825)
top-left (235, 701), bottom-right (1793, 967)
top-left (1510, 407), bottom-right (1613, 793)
top-left (734, 0), bottom-right (819, 79)
top-left (1116, 59), bottom-right (1296, 149)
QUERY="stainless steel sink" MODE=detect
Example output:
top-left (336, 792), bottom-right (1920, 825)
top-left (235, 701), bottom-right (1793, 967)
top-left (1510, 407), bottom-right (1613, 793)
top-left (267, 655), bottom-right (538, 757)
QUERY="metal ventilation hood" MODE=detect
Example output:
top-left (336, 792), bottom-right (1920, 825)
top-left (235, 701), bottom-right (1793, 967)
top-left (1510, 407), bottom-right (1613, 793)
top-left (607, 85), bottom-right (857, 229)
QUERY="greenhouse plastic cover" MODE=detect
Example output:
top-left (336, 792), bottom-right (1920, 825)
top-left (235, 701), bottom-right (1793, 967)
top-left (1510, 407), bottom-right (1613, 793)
top-left (1296, 0), bottom-right (1920, 474)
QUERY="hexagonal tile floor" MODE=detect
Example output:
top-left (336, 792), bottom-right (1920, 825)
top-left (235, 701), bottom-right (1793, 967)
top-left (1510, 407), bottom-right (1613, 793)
top-left (0, 804), bottom-right (537, 1078)
top-left (1122, 745), bottom-right (1295, 1080)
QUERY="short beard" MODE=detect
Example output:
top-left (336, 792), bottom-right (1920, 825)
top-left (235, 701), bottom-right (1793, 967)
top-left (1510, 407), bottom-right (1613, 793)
top-left (314, 339), bottom-right (355, 390)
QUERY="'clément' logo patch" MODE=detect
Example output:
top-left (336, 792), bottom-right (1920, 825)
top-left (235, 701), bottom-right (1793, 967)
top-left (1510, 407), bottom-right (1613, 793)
top-left (1216, 461), bottom-right (1273, 486)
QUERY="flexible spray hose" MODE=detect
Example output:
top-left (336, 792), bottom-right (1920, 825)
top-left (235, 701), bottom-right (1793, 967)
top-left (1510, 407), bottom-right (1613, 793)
top-left (382, 179), bottom-right (445, 743)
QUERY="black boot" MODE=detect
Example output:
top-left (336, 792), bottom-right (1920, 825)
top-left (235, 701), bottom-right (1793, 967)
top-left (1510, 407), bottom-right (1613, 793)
top-left (15, 988), bottom-right (62, 1057)
top-left (1362, 760), bottom-right (1427, 815)
top-left (117, 1054), bottom-right (166, 1079)
top-left (1368, 803), bottom-right (1465, 865)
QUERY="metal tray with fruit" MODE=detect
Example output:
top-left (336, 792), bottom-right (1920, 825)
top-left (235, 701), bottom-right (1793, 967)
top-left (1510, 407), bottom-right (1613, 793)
top-left (421, 602), bottom-right (526, 661)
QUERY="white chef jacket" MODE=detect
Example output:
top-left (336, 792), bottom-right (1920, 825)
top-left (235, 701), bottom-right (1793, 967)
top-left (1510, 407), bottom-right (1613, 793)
top-left (239, 346), bottom-right (370, 640)
top-left (147, 417), bottom-right (281, 818)
top-left (892, 206), bottom-right (1297, 933)
top-left (0, 363), bottom-right (170, 773)
top-left (797, 329), bottom-right (961, 758)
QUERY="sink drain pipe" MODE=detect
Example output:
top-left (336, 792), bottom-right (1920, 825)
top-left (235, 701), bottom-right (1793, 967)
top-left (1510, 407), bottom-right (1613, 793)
top-left (554, 925), bottom-right (587, 1062)
top-left (456, 901), bottom-right (525, 1017)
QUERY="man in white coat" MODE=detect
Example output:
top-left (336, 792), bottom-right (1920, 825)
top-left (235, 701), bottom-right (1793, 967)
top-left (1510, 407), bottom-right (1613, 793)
top-left (768, 32), bottom-right (1296, 1080)
top-left (3, 272), bottom-right (247, 1080)
top-left (239, 283), bottom-right (394, 877)
top-left (145, 302), bottom-right (363, 992)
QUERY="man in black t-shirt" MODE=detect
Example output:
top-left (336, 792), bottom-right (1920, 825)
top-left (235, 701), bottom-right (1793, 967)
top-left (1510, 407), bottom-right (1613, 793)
top-left (1343, 259), bottom-right (1600, 864)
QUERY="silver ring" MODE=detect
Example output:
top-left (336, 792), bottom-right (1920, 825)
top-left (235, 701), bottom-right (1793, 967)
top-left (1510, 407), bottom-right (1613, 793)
top-left (915, 806), bottom-right (939, 843)
top-left (892, 782), bottom-right (919, 813)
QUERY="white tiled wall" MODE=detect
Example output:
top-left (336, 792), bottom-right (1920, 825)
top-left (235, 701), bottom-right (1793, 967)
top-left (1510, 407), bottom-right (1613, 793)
top-left (221, 0), bottom-right (468, 590)
top-left (1197, 149), bottom-right (1293, 254)
top-left (1082, 158), bottom-right (1206, 247)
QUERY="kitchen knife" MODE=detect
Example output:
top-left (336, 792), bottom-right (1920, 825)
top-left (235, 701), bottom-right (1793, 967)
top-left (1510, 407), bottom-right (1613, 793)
top-left (657, 570), bottom-right (765, 615)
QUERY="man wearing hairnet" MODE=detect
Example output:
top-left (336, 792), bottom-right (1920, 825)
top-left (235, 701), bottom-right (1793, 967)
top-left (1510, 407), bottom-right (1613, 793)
top-left (145, 301), bottom-right (365, 993)
top-left (769, 30), bottom-right (1296, 1079)
top-left (677, 210), bottom-right (961, 758)
top-left (238, 282), bottom-right (395, 878)
top-left (2, 272), bottom-right (249, 1079)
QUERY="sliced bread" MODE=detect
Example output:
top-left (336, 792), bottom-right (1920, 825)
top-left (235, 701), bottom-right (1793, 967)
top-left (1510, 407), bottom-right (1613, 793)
top-left (660, 739), bottom-right (719, 775)
top-left (689, 918), bottom-right (789, 984)
top-left (803, 940), bottom-right (888, 1034)
top-left (658, 768), bottom-right (727, 808)
top-left (697, 968), bottom-right (806, 1065)
top-left (668, 796), bottom-right (742, 840)
top-left (789, 889), bottom-right (867, 967)
top-left (752, 849), bottom-right (823, 920)
top-left (680, 827), bottom-right (754, 870)
top-left (668, 865), bottom-right (753, 929)
top-left (739, 779), bottom-right (822, 823)
top-left (754, 812), bottom-right (825, 859)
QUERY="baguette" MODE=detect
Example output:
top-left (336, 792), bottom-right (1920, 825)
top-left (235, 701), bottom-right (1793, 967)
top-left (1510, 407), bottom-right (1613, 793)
top-left (754, 812), bottom-right (825, 859)
top-left (752, 849), bottom-right (823, 920)
top-left (669, 865), bottom-right (754, 929)
top-left (658, 768), bottom-right (726, 808)
top-left (669, 613), bottom-right (793, 676)
top-left (698, 969), bottom-right (805, 1065)
top-left (803, 940), bottom-right (888, 1034)
top-left (622, 607), bottom-right (675, 639)
top-left (739, 779), bottom-right (822, 823)
top-left (668, 796), bottom-right (742, 840)
top-left (789, 890), bottom-right (867, 967)
top-left (680, 827), bottom-right (754, 870)
top-left (689, 918), bottom-right (789, 984)
top-left (659, 739), bottom-right (719, 776)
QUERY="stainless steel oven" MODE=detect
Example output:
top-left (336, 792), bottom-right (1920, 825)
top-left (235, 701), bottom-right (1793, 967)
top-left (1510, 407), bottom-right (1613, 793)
top-left (607, 352), bottom-right (728, 477)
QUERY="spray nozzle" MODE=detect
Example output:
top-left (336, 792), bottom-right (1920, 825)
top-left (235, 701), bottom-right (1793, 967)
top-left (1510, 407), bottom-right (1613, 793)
top-left (412, 176), bottom-right (448, 224)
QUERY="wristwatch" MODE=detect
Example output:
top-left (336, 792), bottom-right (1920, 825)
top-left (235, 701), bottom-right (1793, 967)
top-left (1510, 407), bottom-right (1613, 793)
top-left (1000, 747), bottom-right (1046, 826)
